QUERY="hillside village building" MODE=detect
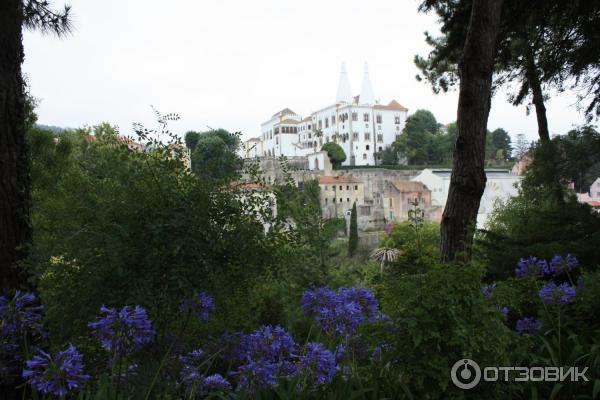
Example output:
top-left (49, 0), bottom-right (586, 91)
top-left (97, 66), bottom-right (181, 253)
top-left (246, 63), bottom-right (409, 167)
top-left (577, 177), bottom-right (600, 212)
top-left (319, 175), bottom-right (365, 218)
top-left (412, 169), bottom-right (522, 227)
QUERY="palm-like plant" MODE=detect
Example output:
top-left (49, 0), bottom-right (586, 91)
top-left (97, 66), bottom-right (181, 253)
top-left (370, 247), bottom-right (402, 276)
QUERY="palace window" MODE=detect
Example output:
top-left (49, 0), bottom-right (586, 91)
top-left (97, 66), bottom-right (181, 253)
top-left (339, 185), bottom-right (343, 190)
top-left (347, 198), bottom-right (350, 202)
top-left (396, 125), bottom-right (400, 131)
top-left (352, 112), bottom-right (358, 121)
top-left (354, 185), bottom-right (358, 190)
top-left (366, 145), bottom-right (370, 150)
top-left (362, 153), bottom-right (367, 159)
top-left (331, 116), bottom-right (336, 124)
top-left (364, 133), bottom-right (371, 141)
top-left (325, 119), bottom-right (329, 128)
top-left (353, 132), bottom-right (359, 140)
top-left (377, 134), bottom-right (383, 142)
top-left (394, 116), bottom-right (401, 124)
top-left (363, 113), bottom-right (369, 122)
top-left (318, 120), bottom-right (322, 129)
top-left (376, 114), bottom-right (382, 123)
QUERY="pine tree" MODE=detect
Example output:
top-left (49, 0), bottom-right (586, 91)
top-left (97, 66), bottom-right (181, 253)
top-left (348, 202), bottom-right (358, 257)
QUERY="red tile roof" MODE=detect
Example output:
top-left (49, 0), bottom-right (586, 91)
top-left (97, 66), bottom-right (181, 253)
top-left (319, 175), bottom-right (362, 184)
top-left (374, 100), bottom-right (408, 112)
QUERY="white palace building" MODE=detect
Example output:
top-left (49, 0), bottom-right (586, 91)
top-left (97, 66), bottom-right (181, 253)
top-left (244, 63), bottom-right (409, 167)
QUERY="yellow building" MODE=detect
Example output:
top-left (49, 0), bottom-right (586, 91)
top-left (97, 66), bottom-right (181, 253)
top-left (319, 175), bottom-right (364, 218)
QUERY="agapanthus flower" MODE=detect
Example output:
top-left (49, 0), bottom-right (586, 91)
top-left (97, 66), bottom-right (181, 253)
top-left (0, 291), bottom-right (45, 337)
top-left (179, 350), bottom-right (231, 396)
top-left (515, 317), bottom-right (542, 334)
top-left (515, 257), bottom-right (548, 277)
top-left (88, 305), bottom-right (155, 356)
top-left (202, 374), bottom-right (231, 392)
top-left (481, 283), bottom-right (496, 299)
top-left (301, 286), bottom-right (382, 336)
top-left (22, 345), bottom-right (90, 397)
top-left (500, 306), bottom-right (509, 317)
top-left (547, 255), bottom-right (579, 277)
top-left (539, 282), bottom-right (576, 305)
top-left (298, 342), bottom-right (337, 386)
top-left (179, 291), bottom-right (215, 321)
top-left (232, 358), bottom-right (278, 393)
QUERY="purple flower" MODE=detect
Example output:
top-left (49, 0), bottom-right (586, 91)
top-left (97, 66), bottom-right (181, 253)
top-left (202, 374), bottom-right (231, 392)
top-left (88, 305), bottom-right (155, 356)
top-left (22, 345), bottom-right (90, 397)
top-left (515, 257), bottom-right (547, 277)
top-left (180, 291), bottom-right (215, 321)
top-left (247, 325), bottom-right (297, 364)
top-left (179, 350), bottom-right (231, 396)
top-left (298, 342), bottom-right (337, 386)
top-left (500, 306), bottom-right (509, 317)
top-left (233, 358), bottom-right (278, 393)
top-left (539, 282), bottom-right (576, 305)
top-left (481, 283), bottom-right (496, 299)
top-left (301, 286), bottom-right (382, 336)
top-left (515, 317), bottom-right (542, 334)
top-left (0, 291), bottom-right (45, 337)
top-left (547, 255), bottom-right (579, 277)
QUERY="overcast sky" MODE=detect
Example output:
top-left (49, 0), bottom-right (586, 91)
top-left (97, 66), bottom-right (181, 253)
top-left (23, 0), bottom-right (589, 143)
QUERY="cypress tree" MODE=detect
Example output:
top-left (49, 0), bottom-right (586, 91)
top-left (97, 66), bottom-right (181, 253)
top-left (348, 202), bottom-right (358, 257)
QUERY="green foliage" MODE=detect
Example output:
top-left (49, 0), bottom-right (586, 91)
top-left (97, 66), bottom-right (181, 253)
top-left (478, 132), bottom-right (600, 280)
top-left (381, 263), bottom-right (512, 399)
top-left (321, 142), bottom-right (346, 168)
top-left (348, 203), bottom-right (358, 257)
top-left (491, 128), bottom-right (512, 161)
top-left (26, 117), bottom-right (299, 346)
top-left (381, 201), bottom-right (440, 274)
top-left (187, 128), bottom-right (242, 182)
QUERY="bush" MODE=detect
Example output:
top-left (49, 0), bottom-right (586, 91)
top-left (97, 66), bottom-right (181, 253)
top-left (381, 263), bottom-right (513, 399)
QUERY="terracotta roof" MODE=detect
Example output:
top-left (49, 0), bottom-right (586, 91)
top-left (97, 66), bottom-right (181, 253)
top-left (231, 181), bottom-right (272, 191)
top-left (272, 108), bottom-right (297, 118)
top-left (319, 175), bottom-right (362, 184)
top-left (390, 180), bottom-right (430, 192)
top-left (589, 201), bottom-right (600, 207)
top-left (373, 100), bottom-right (408, 112)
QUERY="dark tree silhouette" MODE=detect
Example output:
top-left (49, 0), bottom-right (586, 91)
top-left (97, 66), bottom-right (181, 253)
top-left (438, 0), bottom-right (504, 262)
top-left (415, 1), bottom-right (600, 143)
top-left (348, 202), bottom-right (358, 257)
top-left (0, 1), bottom-right (71, 295)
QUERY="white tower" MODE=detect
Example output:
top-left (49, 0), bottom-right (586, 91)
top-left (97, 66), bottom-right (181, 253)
top-left (359, 62), bottom-right (376, 105)
top-left (335, 62), bottom-right (353, 104)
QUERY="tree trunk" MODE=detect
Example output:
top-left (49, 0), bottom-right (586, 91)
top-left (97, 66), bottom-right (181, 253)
top-left (0, 0), bottom-right (31, 294)
top-left (526, 51), bottom-right (551, 142)
top-left (440, 0), bottom-right (504, 263)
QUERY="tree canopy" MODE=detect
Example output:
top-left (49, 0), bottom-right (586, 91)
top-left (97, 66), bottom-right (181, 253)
top-left (321, 142), bottom-right (346, 168)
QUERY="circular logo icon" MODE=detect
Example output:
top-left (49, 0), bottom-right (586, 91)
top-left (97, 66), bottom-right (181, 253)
top-left (451, 359), bottom-right (481, 389)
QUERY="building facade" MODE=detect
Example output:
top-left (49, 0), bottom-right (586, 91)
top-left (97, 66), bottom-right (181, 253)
top-left (411, 169), bottom-right (522, 227)
top-left (319, 175), bottom-right (365, 218)
top-left (252, 63), bottom-right (409, 167)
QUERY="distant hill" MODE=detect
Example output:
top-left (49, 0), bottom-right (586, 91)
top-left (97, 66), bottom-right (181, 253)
top-left (35, 124), bottom-right (67, 133)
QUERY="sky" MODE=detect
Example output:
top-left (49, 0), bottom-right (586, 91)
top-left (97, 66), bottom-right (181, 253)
top-left (23, 0), bottom-right (589, 144)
